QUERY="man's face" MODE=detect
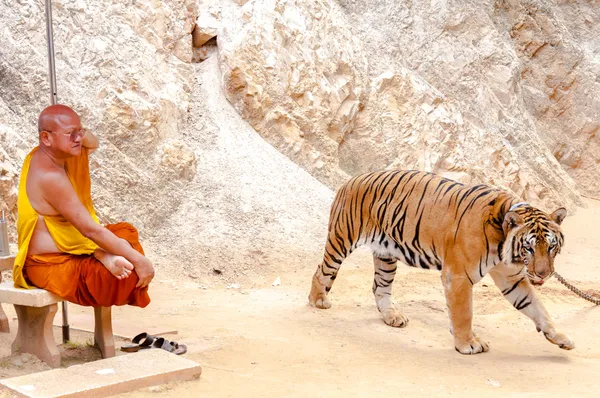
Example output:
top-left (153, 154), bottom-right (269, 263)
top-left (42, 113), bottom-right (85, 157)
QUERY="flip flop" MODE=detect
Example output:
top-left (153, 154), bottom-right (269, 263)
top-left (151, 337), bottom-right (188, 355)
top-left (120, 332), bottom-right (156, 352)
top-left (169, 340), bottom-right (188, 355)
top-left (151, 337), bottom-right (174, 352)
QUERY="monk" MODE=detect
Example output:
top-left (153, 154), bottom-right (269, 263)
top-left (13, 104), bottom-right (154, 308)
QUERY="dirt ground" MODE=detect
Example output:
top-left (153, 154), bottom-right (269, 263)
top-left (0, 199), bottom-right (599, 397)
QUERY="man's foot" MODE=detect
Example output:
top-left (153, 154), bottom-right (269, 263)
top-left (94, 249), bottom-right (134, 280)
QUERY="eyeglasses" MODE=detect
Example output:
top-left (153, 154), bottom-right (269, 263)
top-left (46, 128), bottom-right (88, 142)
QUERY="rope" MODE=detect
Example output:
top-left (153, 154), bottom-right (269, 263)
top-left (554, 272), bottom-right (600, 305)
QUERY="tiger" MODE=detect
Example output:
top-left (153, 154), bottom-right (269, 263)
top-left (308, 170), bottom-right (574, 354)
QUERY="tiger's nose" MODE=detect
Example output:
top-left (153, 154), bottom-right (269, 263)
top-left (536, 270), bottom-right (551, 279)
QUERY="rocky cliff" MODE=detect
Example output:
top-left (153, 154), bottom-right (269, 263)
top-left (1, 0), bottom-right (598, 246)
top-left (211, 0), bottom-right (599, 210)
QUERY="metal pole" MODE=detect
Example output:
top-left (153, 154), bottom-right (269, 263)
top-left (45, 0), bottom-right (58, 105)
top-left (45, 0), bottom-right (69, 343)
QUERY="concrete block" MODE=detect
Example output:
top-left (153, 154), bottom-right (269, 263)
top-left (0, 348), bottom-right (202, 397)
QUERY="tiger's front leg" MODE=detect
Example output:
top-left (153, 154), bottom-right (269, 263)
top-left (441, 267), bottom-right (490, 354)
top-left (489, 262), bottom-right (575, 350)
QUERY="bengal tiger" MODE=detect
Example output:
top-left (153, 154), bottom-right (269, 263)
top-left (308, 170), bottom-right (574, 354)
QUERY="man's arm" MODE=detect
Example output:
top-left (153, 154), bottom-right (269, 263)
top-left (42, 170), bottom-right (154, 287)
top-left (82, 129), bottom-right (99, 153)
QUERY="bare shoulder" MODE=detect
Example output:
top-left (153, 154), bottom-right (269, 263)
top-left (39, 166), bottom-right (69, 187)
top-left (38, 166), bottom-right (78, 201)
top-left (29, 152), bottom-right (67, 184)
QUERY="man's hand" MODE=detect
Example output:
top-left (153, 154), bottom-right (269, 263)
top-left (81, 128), bottom-right (99, 153)
top-left (132, 254), bottom-right (155, 288)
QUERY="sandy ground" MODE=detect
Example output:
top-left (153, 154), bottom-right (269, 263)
top-left (1, 199), bottom-right (599, 397)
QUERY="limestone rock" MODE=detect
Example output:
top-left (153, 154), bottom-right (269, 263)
top-left (205, 0), bottom-right (599, 210)
top-left (1, 0), bottom-right (598, 253)
top-left (334, 0), bottom-right (598, 203)
top-left (192, 11), bottom-right (218, 48)
top-left (160, 141), bottom-right (197, 181)
top-left (213, 0), bottom-right (369, 190)
top-left (494, 0), bottom-right (600, 198)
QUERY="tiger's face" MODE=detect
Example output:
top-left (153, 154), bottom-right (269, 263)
top-left (502, 206), bottom-right (567, 285)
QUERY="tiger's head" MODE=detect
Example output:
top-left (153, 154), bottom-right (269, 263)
top-left (501, 203), bottom-right (567, 285)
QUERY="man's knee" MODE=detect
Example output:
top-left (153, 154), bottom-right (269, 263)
top-left (105, 222), bottom-right (138, 236)
top-left (105, 222), bottom-right (144, 254)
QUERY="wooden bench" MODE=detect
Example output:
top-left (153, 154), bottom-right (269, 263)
top-left (0, 254), bottom-right (115, 368)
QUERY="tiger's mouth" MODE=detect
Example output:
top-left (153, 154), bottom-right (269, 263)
top-left (527, 272), bottom-right (552, 286)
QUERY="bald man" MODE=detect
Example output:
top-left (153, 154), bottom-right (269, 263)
top-left (13, 104), bottom-right (154, 308)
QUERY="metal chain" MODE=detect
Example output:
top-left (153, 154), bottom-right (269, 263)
top-left (554, 272), bottom-right (600, 305)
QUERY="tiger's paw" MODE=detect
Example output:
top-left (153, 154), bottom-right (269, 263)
top-left (543, 330), bottom-right (575, 350)
top-left (382, 309), bottom-right (409, 328)
top-left (309, 295), bottom-right (332, 309)
top-left (454, 335), bottom-right (490, 355)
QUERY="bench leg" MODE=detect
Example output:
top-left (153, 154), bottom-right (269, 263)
top-left (0, 304), bottom-right (9, 333)
top-left (0, 272), bottom-right (7, 333)
top-left (12, 304), bottom-right (60, 368)
top-left (94, 306), bottom-right (115, 358)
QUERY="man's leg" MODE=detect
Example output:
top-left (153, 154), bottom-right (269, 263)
top-left (24, 222), bottom-right (150, 308)
top-left (78, 222), bottom-right (151, 307)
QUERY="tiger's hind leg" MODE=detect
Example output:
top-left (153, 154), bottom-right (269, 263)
top-left (373, 255), bottom-right (408, 327)
top-left (309, 237), bottom-right (353, 309)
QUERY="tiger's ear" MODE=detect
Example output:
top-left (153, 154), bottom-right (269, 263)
top-left (550, 207), bottom-right (567, 225)
top-left (502, 212), bottom-right (523, 235)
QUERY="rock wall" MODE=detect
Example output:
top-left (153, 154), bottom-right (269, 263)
top-left (494, 0), bottom-right (600, 197)
top-left (1, 0), bottom-right (598, 247)
top-left (206, 0), bottom-right (599, 210)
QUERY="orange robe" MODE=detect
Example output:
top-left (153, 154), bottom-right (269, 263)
top-left (15, 146), bottom-right (150, 308)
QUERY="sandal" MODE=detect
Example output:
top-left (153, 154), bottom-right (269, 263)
top-left (169, 340), bottom-right (188, 355)
top-left (120, 332), bottom-right (156, 352)
top-left (152, 337), bottom-right (188, 355)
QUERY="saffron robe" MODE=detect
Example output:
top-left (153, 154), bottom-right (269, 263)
top-left (14, 146), bottom-right (150, 308)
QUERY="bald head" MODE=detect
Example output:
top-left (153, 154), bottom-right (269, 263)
top-left (38, 104), bottom-right (81, 134)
